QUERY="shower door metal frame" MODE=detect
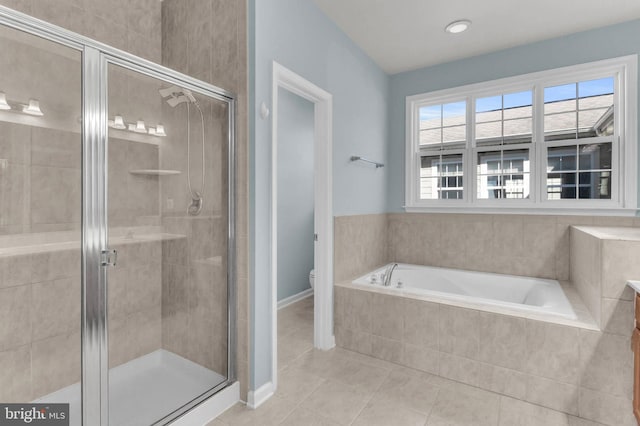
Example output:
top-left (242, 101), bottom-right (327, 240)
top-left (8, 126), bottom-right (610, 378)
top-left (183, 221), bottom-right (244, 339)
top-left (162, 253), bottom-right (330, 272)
top-left (100, 53), bottom-right (238, 425)
top-left (0, 6), bottom-right (237, 426)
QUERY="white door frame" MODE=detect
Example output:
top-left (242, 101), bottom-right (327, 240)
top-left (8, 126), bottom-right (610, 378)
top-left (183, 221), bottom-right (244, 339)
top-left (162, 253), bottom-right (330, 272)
top-left (271, 62), bottom-right (335, 387)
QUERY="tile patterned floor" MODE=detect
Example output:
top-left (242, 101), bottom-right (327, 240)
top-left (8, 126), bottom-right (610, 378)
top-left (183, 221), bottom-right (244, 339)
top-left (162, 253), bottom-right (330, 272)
top-left (211, 297), bottom-right (605, 426)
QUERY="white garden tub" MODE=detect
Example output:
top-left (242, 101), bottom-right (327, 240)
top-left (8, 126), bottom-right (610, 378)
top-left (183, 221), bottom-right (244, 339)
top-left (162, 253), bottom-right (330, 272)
top-left (352, 263), bottom-right (577, 319)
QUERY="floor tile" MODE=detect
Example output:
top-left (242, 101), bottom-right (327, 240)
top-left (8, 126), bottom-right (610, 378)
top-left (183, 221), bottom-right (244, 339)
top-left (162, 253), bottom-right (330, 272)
top-left (277, 334), bottom-right (313, 369)
top-left (276, 365), bottom-right (326, 404)
top-left (205, 419), bottom-right (226, 426)
top-left (288, 348), bottom-right (351, 381)
top-left (498, 396), bottom-right (570, 426)
top-left (371, 371), bottom-right (440, 415)
top-left (426, 381), bottom-right (500, 426)
top-left (300, 379), bottom-right (373, 425)
top-left (567, 416), bottom-right (607, 426)
top-left (334, 346), bottom-right (396, 370)
top-left (279, 407), bottom-right (341, 426)
top-left (352, 399), bottom-right (428, 426)
top-left (215, 298), bottom-right (605, 426)
top-left (335, 357), bottom-right (391, 392)
top-left (218, 396), bottom-right (297, 426)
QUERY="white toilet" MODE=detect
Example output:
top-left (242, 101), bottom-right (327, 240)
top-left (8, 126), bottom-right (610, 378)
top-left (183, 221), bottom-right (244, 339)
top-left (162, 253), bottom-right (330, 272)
top-left (309, 269), bottom-right (315, 290)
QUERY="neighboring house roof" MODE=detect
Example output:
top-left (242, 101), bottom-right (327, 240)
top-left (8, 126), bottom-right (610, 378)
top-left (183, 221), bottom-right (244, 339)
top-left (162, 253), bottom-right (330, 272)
top-left (419, 94), bottom-right (613, 145)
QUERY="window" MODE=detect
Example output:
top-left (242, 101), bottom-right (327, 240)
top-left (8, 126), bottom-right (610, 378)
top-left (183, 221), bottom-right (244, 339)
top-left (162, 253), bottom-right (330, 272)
top-left (418, 101), bottom-right (466, 200)
top-left (543, 78), bottom-right (614, 200)
top-left (405, 56), bottom-right (637, 212)
top-left (420, 153), bottom-right (464, 199)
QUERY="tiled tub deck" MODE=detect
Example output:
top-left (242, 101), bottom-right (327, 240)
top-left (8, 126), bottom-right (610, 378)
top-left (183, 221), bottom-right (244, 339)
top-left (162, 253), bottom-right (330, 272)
top-left (334, 281), bottom-right (634, 426)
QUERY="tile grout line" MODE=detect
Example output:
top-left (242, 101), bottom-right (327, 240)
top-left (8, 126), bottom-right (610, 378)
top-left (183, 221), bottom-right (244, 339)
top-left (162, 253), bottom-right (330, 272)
top-left (279, 375), bottom-right (329, 425)
top-left (347, 366), bottom-right (394, 426)
top-left (423, 385), bottom-right (442, 426)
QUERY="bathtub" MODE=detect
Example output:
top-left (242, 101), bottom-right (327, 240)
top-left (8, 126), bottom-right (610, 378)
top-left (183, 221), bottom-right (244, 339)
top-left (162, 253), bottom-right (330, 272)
top-left (352, 263), bottom-right (577, 320)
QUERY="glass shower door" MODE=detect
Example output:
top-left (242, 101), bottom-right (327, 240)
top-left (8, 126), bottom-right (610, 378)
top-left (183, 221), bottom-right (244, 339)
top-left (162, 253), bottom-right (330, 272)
top-left (105, 61), bottom-right (230, 425)
top-left (0, 21), bottom-right (83, 424)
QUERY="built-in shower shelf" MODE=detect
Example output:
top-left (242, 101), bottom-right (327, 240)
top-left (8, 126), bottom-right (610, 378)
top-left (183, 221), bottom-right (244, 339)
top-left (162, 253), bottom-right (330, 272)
top-left (129, 169), bottom-right (181, 176)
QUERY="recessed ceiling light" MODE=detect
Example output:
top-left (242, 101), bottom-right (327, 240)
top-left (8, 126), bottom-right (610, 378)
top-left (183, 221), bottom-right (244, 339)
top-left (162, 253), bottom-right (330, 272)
top-left (445, 19), bottom-right (471, 34)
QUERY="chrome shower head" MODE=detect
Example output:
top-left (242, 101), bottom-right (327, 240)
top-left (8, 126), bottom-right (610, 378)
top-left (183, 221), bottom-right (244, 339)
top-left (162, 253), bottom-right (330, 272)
top-left (159, 86), bottom-right (197, 108)
top-left (159, 85), bottom-right (180, 98)
top-left (166, 95), bottom-right (190, 107)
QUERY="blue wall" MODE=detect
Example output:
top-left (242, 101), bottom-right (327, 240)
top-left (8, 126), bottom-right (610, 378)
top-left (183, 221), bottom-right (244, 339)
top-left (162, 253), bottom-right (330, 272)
top-left (277, 88), bottom-right (314, 302)
top-left (387, 19), bottom-right (640, 212)
top-left (251, 0), bottom-right (389, 389)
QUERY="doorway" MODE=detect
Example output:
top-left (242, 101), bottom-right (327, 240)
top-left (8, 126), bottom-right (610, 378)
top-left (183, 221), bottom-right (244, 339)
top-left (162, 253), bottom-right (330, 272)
top-left (270, 62), bottom-right (334, 393)
top-left (275, 87), bottom-right (315, 367)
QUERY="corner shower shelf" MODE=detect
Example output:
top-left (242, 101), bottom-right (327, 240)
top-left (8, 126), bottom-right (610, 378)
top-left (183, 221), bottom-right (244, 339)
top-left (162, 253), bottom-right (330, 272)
top-left (129, 169), bottom-right (181, 176)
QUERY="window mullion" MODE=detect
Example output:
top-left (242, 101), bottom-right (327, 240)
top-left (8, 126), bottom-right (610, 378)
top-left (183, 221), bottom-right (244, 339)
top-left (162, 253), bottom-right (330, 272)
top-left (534, 81), bottom-right (545, 204)
top-left (468, 95), bottom-right (475, 203)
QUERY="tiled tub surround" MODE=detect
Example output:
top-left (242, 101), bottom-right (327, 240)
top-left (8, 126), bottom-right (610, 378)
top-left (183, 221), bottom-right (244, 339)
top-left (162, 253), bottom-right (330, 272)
top-left (334, 214), bottom-right (388, 282)
top-left (0, 227), bottom-right (228, 403)
top-left (334, 283), bottom-right (635, 426)
top-left (333, 213), bottom-right (640, 425)
top-left (571, 226), bottom-right (640, 330)
top-left (334, 213), bottom-right (640, 284)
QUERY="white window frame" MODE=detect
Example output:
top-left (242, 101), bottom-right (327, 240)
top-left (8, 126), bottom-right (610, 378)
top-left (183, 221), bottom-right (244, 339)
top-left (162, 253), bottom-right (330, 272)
top-left (405, 55), bottom-right (638, 215)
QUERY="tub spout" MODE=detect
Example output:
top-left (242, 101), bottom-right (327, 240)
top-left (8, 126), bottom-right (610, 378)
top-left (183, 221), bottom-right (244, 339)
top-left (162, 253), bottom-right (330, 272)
top-left (383, 263), bottom-right (398, 287)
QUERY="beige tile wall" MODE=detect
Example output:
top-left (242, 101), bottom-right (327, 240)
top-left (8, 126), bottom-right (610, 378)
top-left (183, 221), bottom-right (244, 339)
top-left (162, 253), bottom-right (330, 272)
top-left (0, 123), bottom-right (160, 233)
top-left (0, 124), bottom-right (83, 234)
top-left (388, 213), bottom-right (639, 281)
top-left (334, 286), bottom-right (636, 426)
top-left (566, 228), bottom-right (639, 424)
top-left (334, 212), bottom-right (640, 282)
top-left (570, 228), bottom-right (603, 326)
top-left (108, 240), bottom-right (163, 369)
top-left (334, 214), bottom-right (388, 282)
top-left (0, 239), bottom-right (163, 402)
top-left (0, 7), bottom-right (164, 234)
top-left (161, 216), bottom-right (228, 375)
top-left (0, 0), bottom-right (162, 64)
top-left (161, 0), bottom-right (249, 399)
top-left (570, 228), bottom-right (640, 330)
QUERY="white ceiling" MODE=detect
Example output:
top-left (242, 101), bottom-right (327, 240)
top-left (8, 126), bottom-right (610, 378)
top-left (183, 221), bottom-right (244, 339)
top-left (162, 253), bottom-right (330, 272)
top-left (313, 0), bottom-right (640, 75)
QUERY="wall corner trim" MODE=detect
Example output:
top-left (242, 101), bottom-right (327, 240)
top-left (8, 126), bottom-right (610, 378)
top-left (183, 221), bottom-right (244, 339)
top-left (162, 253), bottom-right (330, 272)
top-left (247, 381), bottom-right (275, 410)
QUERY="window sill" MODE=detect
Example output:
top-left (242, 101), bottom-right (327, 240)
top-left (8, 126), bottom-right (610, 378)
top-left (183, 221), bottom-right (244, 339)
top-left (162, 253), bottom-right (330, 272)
top-left (403, 205), bottom-right (638, 217)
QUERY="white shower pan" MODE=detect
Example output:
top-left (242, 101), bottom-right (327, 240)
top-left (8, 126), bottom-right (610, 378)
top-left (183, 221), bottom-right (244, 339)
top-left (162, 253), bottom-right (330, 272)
top-left (34, 349), bottom-right (226, 426)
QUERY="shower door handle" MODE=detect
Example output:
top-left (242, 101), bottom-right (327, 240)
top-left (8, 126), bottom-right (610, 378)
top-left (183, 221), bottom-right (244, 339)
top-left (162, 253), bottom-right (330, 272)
top-left (101, 249), bottom-right (118, 267)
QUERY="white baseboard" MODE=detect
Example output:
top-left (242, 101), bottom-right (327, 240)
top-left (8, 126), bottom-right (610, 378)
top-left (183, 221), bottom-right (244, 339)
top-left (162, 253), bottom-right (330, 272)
top-left (171, 381), bottom-right (239, 425)
top-left (327, 334), bottom-right (336, 350)
top-left (277, 288), bottom-right (313, 310)
top-left (247, 381), bottom-right (275, 409)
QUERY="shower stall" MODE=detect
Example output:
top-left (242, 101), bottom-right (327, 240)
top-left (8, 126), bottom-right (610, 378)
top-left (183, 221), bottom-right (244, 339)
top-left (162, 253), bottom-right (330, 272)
top-left (0, 7), bottom-right (236, 426)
